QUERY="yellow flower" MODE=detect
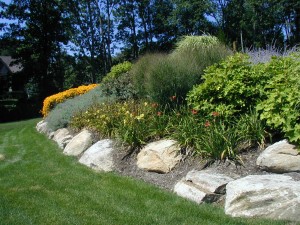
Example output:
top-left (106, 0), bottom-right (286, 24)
top-left (136, 114), bottom-right (144, 120)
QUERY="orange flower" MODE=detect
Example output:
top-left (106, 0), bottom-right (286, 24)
top-left (212, 111), bottom-right (220, 117)
top-left (151, 103), bottom-right (158, 108)
top-left (204, 120), bottom-right (211, 127)
top-left (170, 95), bottom-right (176, 101)
top-left (191, 109), bottom-right (198, 115)
top-left (157, 111), bottom-right (162, 116)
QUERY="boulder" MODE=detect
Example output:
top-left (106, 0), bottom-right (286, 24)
top-left (36, 120), bottom-right (51, 135)
top-left (174, 170), bottom-right (233, 204)
top-left (136, 139), bottom-right (182, 173)
top-left (174, 180), bottom-right (221, 204)
top-left (225, 174), bottom-right (300, 222)
top-left (256, 140), bottom-right (300, 173)
top-left (79, 139), bottom-right (115, 172)
top-left (63, 129), bottom-right (93, 156)
top-left (52, 128), bottom-right (73, 149)
top-left (185, 170), bottom-right (234, 194)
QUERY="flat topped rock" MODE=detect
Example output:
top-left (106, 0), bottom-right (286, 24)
top-left (225, 174), bottom-right (300, 222)
top-left (186, 170), bottom-right (234, 194)
top-left (136, 139), bottom-right (182, 173)
top-left (256, 140), bottom-right (300, 173)
top-left (174, 180), bottom-right (222, 204)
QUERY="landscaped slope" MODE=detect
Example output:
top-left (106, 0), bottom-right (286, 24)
top-left (0, 119), bottom-right (286, 225)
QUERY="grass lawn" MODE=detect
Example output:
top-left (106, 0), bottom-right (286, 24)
top-left (0, 119), bottom-right (288, 225)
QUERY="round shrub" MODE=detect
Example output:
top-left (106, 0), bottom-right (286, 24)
top-left (256, 52), bottom-right (300, 144)
top-left (187, 53), bottom-right (270, 116)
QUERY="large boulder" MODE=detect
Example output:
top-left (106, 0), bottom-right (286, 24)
top-left (52, 128), bottom-right (73, 149)
top-left (79, 139), bottom-right (116, 172)
top-left (225, 174), bottom-right (300, 222)
top-left (36, 120), bottom-right (51, 136)
top-left (185, 170), bottom-right (234, 194)
top-left (174, 170), bottom-right (233, 204)
top-left (136, 139), bottom-right (182, 173)
top-left (256, 140), bottom-right (300, 173)
top-left (63, 129), bottom-right (93, 156)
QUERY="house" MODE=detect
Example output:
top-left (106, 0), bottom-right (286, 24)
top-left (0, 56), bottom-right (23, 95)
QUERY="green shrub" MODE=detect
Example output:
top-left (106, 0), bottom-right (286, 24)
top-left (102, 61), bottom-right (132, 82)
top-left (45, 86), bottom-right (115, 131)
top-left (101, 61), bottom-right (136, 100)
top-left (187, 53), bottom-right (270, 117)
top-left (256, 52), bottom-right (300, 144)
top-left (131, 36), bottom-right (231, 106)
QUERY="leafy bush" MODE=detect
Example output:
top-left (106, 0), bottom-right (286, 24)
top-left (187, 53), bottom-right (270, 116)
top-left (131, 36), bottom-right (231, 106)
top-left (101, 62), bottom-right (136, 100)
top-left (45, 86), bottom-right (115, 131)
top-left (102, 61), bottom-right (132, 83)
top-left (41, 84), bottom-right (98, 117)
top-left (256, 52), bottom-right (300, 144)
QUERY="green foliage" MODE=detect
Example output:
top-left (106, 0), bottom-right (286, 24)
top-left (45, 86), bottom-right (115, 131)
top-left (102, 62), bottom-right (136, 100)
top-left (171, 109), bottom-right (266, 161)
top-left (70, 101), bottom-right (170, 149)
top-left (187, 53), bottom-right (270, 116)
top-left (131, 36), bottom-right (231, 106)
top-left (102, 61), bottom-right (132, 82)
top-left (256, 53), bottom-right (300, 144)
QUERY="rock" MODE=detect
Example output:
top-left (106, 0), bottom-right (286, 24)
top-left (174, 180), bottom-right (221, 204)
top-left (174, 170), bottom-right (233, 204)
top-left (0, 154), bottom-right (5, 161)
top-left (63, 129), bottom-right (93, 156)
top-left (36, 120), bottom-right (51, 135)
top-left (185, 170), bottom-right (234, 194)
top-left (79, 139), bottom-right (116, 172)
top-left (225, 174), bottom-right (300, 222)
top-left (136, 139), bottom-right (182, 173)
top-left (52, 128), bottom-right (73, 149)
top-left (256, 140), bottom-right (300, 173)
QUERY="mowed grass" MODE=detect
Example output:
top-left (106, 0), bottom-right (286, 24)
top-left (0, 119), bottom-right (287, 225)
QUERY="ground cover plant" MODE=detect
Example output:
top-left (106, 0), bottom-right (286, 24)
top-left (0, 119), bottom-right (287, 225)
top-left (45, 86), bottom-right (115, 131)
top-left (41, 84), bottom-right (98, 117)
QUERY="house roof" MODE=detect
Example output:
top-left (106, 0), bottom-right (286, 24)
top-left (0, 56), bottom-right (23, 73)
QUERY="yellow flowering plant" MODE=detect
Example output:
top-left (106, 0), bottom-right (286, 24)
top-left (41, 84), bottom-right (98, 117)
top-left (70, 100), bottom-right (170, 148)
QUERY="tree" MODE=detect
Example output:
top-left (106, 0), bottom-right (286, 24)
top-left (1, 0), bottom-right (71, 99)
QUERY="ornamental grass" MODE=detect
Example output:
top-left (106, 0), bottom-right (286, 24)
top-left (41, 84), bottom-right (98, 117)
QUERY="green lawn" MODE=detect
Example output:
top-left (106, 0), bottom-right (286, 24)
top-left (0, 119), bottom-right (288, 225)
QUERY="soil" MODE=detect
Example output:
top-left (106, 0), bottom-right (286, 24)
top-left (112, 143), bottom-right (300, 191)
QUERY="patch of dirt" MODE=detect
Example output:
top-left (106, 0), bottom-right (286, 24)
top-left (112, 144), bottom-right (280, 191)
